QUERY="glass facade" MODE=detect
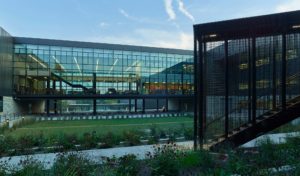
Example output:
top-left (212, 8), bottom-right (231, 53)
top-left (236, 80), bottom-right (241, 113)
top-left (13, 39), bottom-right (194, 113)
top-left (0, 27), bottom-right (13, 96)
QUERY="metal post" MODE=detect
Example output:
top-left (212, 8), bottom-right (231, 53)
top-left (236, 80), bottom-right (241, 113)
top-left (193, 32), bottom-right (198, 149)
top-left (93, 99), bottom-right (96, 115)
top-left (142, 98), bottom-right (145, 114)
top-left (282, 34), bottom-right (286, 110)
top-left (248, 39), bottom-right (252, 123)
top-left (135, 98), bottom-right (137, 113)
top-left (93, 73), bottom-right (97, 115)
top-left (181, 68), bottom-right (184, 95)
top-left (46, 100), bottom-right (50, 116)
top-left (46, 77), bottom-right (50, 116)
top-left (129, 99), bottom-right (132, 113)
top-left (272, 38), bottom-right (277, 110)
top-left (225, 40), bottom-right (229, 137)
top-left (251, 37), bottom-right (256, 124)
top-left (53, 80), bottom-right (57, 114)
top-left (166, 98), bottom-right (169, 112)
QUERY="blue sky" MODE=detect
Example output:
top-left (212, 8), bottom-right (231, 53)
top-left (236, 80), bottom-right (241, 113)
top-left (0, 0), bottom-right (299, 49)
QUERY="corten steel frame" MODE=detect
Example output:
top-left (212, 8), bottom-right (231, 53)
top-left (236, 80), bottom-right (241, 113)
top-left (194, 10), bottom-right (300, 149)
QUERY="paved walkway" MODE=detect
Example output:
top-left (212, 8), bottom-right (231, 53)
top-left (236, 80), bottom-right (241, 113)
top-left (1, 132), bottom-right (299, 170)
top-left (0, 141), bottom-right (194, 170)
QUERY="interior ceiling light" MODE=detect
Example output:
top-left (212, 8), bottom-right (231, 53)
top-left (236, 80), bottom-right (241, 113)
top-left (73, 57), bottom-right (82, 74)
top-left (109, 59), bottom-right (119, 73)
top-left (96, 59), bottom-right (99, 72)
top-left (292, 25), bottom-right (300, 29)
top-left (52, 56), bottom-right (65, 70)
top-left (209, 34), bottom-right (217, 38)
top-left (29, 55), bottom-right (47, 68)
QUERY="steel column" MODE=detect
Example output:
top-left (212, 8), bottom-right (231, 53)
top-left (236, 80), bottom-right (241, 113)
top-left (129, 99), bottom-right (132, 113)
top-left (193, 31), bottom-right (198, 149)
top-left (135, 98), bottom-right (137, 112)
top-left (53, 80), bottom-right (57, 114)
top-left (282, 34), bottom-right (286, 110)
top-left (272, 39), bottom-right (277, 110)
top-left (166, 98), bottom-right (169, 112)
top-left (248, 39), bottom-right (252, 123)
top-left (93, 73), bottom-right (97, 115)
top-left (251, 37), bottom-right (256, 124)
top-left (225, 40), bottom-right (229, 137)
top-left (142, 98), bottom-right (145, 114)
top-left (46, 77), bottom-right (50, 116)
top-left (198, 38), bottom-right (204, 148)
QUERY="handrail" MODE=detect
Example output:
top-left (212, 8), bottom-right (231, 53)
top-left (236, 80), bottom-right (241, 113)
top-left (51, 72), bottom-right (88, 91)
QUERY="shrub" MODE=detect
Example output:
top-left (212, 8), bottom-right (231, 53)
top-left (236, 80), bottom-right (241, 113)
top-left (34, 131), bottom-right (48, 148)
top-left (183, 128), bottom-right (193, 140)
top-left (178, 150), bottom-right (214, 174)
top-left (0, 135), bottom-right (8, 156)
top-left (149, 143), bottom-right (181, 176)
top-left (147, 136), bottom-right (159, 145)
top-left (81, 131), bottom-right (98, 149)
top-left (52, 153), bottom-right (96, 176)
top-left (17, 135), bottom-right (35, 152)
top-left (122, 130), bottom-right (141, 146)
top-left (159, 130), bottom-right (167, 138)
top-left (12, 157), bottom-right (45, 176)
top-left (100, 132), bottom-right (121, 148)
top-left (0, 123), bottom-right (8, 134)
top-left (116, 154), bottom-right (141, 176)
top-left (57, 133), bottom-right (78, 151)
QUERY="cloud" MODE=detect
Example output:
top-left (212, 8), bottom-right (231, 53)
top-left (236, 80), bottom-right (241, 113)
top-left (87, 28), bottom-right (193, 50)
top-left (98, 22), bottom-right (109, 28)
top-left (276, 0), bottom-right (300, 12)
top-left (119, 9), bottom-right (130, 18)
top-left (119, 8), bottom-right (166, 25)
top-left (177, 0), bottom-right (195, 22)
top-left (164, 0), bottom-right (176, 20)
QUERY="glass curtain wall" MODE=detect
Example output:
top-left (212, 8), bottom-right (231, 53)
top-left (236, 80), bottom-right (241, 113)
top-left (13, 43), bottom-right (193, 113)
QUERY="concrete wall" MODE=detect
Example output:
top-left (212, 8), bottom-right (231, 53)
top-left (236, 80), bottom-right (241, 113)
top-left (2, 96), bottom-right (45, 115)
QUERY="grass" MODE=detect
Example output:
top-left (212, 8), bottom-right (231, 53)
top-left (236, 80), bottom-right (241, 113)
top-left (4, 116), bottom-right (193, 138)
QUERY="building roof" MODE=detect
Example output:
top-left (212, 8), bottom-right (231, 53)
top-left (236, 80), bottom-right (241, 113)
top-left (14, 37), bottom-right (193, 55)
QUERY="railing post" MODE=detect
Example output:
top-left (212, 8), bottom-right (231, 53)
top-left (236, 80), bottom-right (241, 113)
top-left (251, 37), bottom-right (256, 125)
top-left (225, 40), bottom-right (229, 137)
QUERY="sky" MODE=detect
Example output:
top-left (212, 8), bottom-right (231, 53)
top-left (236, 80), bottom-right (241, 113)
top-left (0, 0), bottom-right (299, 50)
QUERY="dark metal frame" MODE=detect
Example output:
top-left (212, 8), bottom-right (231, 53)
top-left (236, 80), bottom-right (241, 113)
top-left (194, 10), bottom-right (300, 149)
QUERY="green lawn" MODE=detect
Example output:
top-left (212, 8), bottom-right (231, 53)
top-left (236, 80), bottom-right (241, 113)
top-left (6, 116), bottom-right (193, 138)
